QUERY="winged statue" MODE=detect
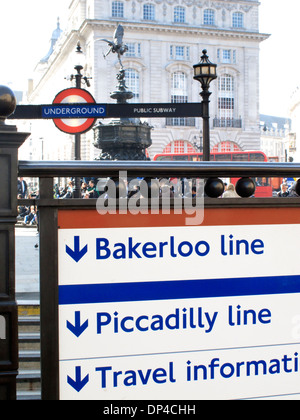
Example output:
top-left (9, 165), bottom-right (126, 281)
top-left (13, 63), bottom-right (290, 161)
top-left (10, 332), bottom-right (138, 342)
top-left (100, 24), bottom-right (128, 69)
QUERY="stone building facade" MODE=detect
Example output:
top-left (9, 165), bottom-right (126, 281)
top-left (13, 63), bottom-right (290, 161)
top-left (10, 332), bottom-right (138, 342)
top-left (28, 0), bottom-right (268, 160)
top-left (289, 87), bottom-right (300, 163)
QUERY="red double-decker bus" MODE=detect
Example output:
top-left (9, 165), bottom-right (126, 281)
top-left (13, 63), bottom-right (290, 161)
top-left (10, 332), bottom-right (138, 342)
top-left (153, 151), bottom-right (273, 197)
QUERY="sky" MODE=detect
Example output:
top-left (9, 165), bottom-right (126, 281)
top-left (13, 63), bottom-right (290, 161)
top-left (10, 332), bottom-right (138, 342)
top-left (0, 0), bottom-right (299, 118)
top-left (0, 0), bottom-right (69, 90)
top-left (259, 0), bottom-right (300, 117)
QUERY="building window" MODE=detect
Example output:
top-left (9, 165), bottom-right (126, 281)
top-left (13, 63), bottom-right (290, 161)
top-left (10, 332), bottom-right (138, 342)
top-left (217, 49), bottom-right (236, 64)
top-left (218, 74), bottom-right (235, 121)
top-left (171, 71), bottom-right (188, 105)
top-left (219, 74), bottom-right (234, 93)
top-left (170, 45), bottom-right (190, 61)
top-left (125, 69), bottom-right (140, 102)
top-left (112, 1), bottom-right (124, 18)
top-left (203, 9), bottom-right (215, 25)
top-left (174, 6), bottom-right (185, 23)
top-left (212, 141), bottom-right (241, 153)
top-left (143, 4), bottom-right (155, 20)
top-left (232, 12), bottom-right (244, 28)
top-left (171, 72), bottom-right (188, 126)
top-left (163, 140), bottom-right (196, 154)
top-left (218, 98), bottom-right (234, 111)
top-left (125, 43), bottom-right (141, 57)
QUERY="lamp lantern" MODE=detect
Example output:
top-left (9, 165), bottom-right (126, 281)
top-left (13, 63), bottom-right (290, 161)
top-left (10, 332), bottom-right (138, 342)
top-left (193, 49), bottom-right (217, 90)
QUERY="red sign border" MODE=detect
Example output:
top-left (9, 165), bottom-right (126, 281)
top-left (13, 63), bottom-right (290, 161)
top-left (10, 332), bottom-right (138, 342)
top-left (57, 207), bottom-right (300, 230)
top-left (52, 88), bottom-right (97, 134)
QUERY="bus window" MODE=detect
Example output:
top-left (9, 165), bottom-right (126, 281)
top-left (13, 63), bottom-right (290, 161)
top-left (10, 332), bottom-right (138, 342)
top-left (156, 155), bottom-right (172, 161)
top-left (250, 153), bottom-right (266, 162)
top-left (254, 177), bottom-right (270, 186)
top-left (191, 155), bottom-right (202, 161)
top-left (214, 154), bottom-right (230, 161)
top-left (173, 155), bottom-right (189, 161)
top-left (232, 153), bottom-right (248, 161)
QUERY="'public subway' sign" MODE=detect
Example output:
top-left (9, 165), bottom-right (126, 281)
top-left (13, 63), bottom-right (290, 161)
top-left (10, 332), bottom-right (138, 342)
top-left (11, 101), bottom-right (203, 121)
top-left (42, 102), bottom-right (202, 119)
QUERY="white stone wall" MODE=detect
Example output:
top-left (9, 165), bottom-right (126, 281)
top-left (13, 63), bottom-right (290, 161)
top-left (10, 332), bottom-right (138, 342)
top-left (28, 0), bottom-right (267, 161)
top-left (289, 87), bottom-right (300, 162)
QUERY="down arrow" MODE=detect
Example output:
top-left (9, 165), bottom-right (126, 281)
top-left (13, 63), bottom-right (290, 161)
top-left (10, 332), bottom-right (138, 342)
top-left (66, 236), bottom-right (88, 262)
top-left (67, 311), bottom-right (89, 337)
top-left (67, 366), bottom-right (89, 393)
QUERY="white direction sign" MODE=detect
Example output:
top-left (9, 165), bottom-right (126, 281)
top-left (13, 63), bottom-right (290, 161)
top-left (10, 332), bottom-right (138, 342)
top-left (58, 209), bottom-right (300, 400)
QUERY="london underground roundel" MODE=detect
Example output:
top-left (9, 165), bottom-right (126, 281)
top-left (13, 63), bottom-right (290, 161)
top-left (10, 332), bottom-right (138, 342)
top-left (52, 88), bottom-right (97, 134)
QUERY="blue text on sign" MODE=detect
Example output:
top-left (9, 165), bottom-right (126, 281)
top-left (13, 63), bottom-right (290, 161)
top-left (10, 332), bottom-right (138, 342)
top-left (42, 104), bottom-right (107, 119)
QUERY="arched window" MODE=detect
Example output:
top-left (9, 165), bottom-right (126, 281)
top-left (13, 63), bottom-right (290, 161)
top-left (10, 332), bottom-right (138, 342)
top-left (232, 12), bottom-right (244, 28)
top-left (163, 140), bottom-right (196, 154)
top-left (125, 69), bottom-right (140, 102)
top-left (203, 9), bottom-right (215, 25)
top-left (171, 71), bottom-right (188, 126)
top-left (212, 141), bottom-right (241, 153)
top-left (172, 71), bottom-right (187, 99)
top-left (174, 6), bottom-right (185, 23)
top-left (143, 4), bottom-right (155, 20)
top-left (112, 1), bottom-right (124, 18)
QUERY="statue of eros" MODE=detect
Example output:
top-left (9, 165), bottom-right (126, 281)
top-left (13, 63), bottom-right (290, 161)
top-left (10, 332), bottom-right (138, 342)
top-left (100, 24), bottom-right (128, 69)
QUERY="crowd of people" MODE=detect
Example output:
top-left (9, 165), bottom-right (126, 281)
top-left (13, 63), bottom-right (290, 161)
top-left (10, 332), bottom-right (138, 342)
top-left (16, 176), bottom-right (299, 226)
top-left (53, 179), bottom-right (100, 199)
top-left (276, 180), bottom-right (299, 197)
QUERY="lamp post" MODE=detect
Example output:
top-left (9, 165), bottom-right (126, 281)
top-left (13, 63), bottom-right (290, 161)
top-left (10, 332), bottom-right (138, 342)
top-left (67, 41), bottom-right (92, 197)
top-left (193, 50), bottom-right (217, 161)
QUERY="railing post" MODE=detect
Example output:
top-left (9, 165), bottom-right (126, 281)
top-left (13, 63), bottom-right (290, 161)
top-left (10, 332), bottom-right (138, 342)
top-left (0, 86), bottom-right (30, 400)
top-left (39, 177), bottom-right (59, 400)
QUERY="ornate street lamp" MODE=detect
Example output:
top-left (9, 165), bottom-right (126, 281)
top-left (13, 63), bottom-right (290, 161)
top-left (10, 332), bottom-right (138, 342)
top-left (66, 41), bottom-right (92, 197)
top-left (193, 49), bottom-right (217, 161)
top-left (71, 41), bottom-right (91, 89)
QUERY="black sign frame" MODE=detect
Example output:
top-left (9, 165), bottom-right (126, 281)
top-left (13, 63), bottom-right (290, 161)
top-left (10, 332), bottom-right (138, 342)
top-left (9, 102), bottom-right (203, 120)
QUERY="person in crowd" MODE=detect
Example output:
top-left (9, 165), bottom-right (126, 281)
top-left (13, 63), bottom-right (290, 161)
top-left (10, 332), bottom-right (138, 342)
top-left (17, 194), bottom-right (29, 220)
top-left (87, 180), bottom-right (99, 198)
top-left (288, 181), bottom-right (299, 197)
top-left (81, 182), bottom-right (88, 197)
top-left (61, 181), bottom-right (74, 199)
top-left (277, 183), bottom-right (289, 197)
top-left (24, 206), bottom-right (37, 225)
top-left (222, 183), bottom-right (240, 198)
top-left (17, 177), bottom-right (28, 198)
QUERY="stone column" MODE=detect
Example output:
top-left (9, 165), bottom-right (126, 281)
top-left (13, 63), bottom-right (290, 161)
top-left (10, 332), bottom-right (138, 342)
top-left (0, 86), bottom-right (30, 400)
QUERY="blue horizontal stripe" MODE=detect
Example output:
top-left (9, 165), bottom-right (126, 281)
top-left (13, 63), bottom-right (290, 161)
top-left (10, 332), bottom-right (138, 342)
top-left (59, 275), bottom-right (300, 305)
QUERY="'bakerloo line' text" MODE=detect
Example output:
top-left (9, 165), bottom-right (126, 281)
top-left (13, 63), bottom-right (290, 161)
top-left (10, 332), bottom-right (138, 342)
top-left (95, 234), bottom-right (265, 260)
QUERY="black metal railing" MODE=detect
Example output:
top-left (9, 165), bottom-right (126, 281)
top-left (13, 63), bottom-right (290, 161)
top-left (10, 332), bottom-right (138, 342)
top-left (18, 160), bottom-right (300, 179)
top-left (17, 160), bottom-right (300, 203)
top-left (165, 117), bottom-right (196, 127)
top-left (213, 118), bottom-right (242, 128)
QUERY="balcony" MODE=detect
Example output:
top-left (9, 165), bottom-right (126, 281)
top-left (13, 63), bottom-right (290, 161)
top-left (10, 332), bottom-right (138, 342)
top-left (166, 117), bottom-right (196, 127)
top-left (213, 118), bottom-right (242, 128)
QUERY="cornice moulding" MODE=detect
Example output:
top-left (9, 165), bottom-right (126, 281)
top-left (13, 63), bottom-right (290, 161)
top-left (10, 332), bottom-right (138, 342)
top-left (81, 19), bottom-right (269, 42)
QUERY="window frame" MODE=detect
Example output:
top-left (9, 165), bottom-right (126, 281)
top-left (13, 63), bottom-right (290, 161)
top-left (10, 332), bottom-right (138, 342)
top-left (203, 8), bottom-right (215, 26)
top-left (174, 6), bottom-right (185, 23)
top-left (112, 0), bottom-right (124, 18)
top-left (143, 3), bottom-right (155, 21)
top-left (232, 12), bottom-right (244, 28)
top-left (124, 68), bottom-right (140, 103)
